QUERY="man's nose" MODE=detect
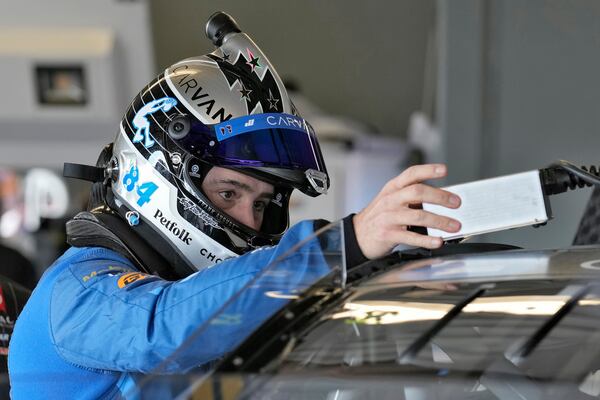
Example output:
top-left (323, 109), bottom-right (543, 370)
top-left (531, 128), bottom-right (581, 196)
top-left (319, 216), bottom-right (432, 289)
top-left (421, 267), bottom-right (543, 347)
top-left (233, 203), bottom-right (259, 230)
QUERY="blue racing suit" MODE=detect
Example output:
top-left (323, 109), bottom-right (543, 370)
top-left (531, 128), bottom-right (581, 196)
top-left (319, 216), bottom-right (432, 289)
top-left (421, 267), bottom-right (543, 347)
top-left (9, 220), bottom-right (343, 399)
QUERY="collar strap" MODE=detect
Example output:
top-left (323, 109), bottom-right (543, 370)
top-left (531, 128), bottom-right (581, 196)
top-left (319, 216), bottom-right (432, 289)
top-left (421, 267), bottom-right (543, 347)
top-left (66, 211), bottom-right (181, 280)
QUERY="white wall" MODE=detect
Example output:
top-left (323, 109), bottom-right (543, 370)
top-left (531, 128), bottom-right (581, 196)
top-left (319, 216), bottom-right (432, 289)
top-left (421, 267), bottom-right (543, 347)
top-left (0, 0), bottom-right (155, 168)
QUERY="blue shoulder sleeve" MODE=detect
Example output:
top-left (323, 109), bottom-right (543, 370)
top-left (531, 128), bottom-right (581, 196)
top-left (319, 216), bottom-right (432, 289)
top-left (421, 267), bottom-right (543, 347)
top-left (50, 220), bottom-right (336, 373)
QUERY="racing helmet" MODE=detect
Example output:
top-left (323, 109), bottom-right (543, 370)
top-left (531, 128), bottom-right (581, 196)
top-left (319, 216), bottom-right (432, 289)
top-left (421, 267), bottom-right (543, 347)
top-left (104, 12), bottom-right (328, 276)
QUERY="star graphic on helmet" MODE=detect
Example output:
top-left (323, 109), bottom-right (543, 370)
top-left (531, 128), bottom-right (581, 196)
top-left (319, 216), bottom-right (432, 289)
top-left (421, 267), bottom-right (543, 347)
top-left (246, 49), bottom-right (261, 72)
top-left (206, 53), bottom-right (283, 113)
top-left (267, 89), bottom-right (280, 110)
top-left (239, 83), bottom-right (252, 101)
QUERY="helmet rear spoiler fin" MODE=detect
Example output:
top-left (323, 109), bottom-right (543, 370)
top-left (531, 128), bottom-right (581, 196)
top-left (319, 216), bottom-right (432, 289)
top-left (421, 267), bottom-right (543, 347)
top-left (63, 163), bottom-right (105, 183)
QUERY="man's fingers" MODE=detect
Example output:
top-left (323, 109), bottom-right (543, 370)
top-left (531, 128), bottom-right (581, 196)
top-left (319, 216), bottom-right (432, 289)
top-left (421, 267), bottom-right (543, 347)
top-left (382, 164), bottom-right (447, 195)
top-left (390, 230), bottom-right (444, 249)
top-left (381, 184), bottom-right (460, 210)
top-left (354, 163), bottom-right (462, 259)
top-left (396, 209), bottom-right (461, 232)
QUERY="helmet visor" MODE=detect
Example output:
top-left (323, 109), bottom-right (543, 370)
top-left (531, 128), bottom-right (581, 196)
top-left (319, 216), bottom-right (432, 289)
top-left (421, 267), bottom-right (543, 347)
top-left (178, 113), bottom-right (327, 174)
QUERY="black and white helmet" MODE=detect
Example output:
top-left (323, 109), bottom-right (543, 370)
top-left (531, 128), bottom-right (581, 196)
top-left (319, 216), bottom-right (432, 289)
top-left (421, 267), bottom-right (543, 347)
top-left (106, 12), bottom-right (328, 276)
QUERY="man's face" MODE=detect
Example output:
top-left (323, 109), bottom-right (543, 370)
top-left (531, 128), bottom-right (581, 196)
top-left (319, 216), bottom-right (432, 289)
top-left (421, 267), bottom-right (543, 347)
top-left (201, 167), bottom-right (274, 231)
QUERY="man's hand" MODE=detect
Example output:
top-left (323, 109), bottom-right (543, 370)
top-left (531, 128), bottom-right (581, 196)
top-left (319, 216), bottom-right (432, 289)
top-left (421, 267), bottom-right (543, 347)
top-left (353, 164), bottom-right (461, 259)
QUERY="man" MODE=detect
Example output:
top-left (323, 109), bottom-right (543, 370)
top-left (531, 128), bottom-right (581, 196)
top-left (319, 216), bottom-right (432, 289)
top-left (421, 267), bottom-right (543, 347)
top-left (8, 12), bottom-right (461, 399)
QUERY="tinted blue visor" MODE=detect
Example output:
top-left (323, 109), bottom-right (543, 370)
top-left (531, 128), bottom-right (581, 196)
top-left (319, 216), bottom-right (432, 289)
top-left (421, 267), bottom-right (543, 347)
top-left (179, 113), bottom-right (326, 173)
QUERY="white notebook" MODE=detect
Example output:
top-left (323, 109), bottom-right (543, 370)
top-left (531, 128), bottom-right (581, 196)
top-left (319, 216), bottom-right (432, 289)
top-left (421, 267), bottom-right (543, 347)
top-left (423, 170), bottom-right (550, 240)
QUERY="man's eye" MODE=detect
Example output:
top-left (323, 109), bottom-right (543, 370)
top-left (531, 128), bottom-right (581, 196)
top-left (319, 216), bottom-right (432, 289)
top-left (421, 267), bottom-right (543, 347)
top-left (253, 201), bottom-right (267, 212)
top-left (219, 191), bottom-right (235, 200)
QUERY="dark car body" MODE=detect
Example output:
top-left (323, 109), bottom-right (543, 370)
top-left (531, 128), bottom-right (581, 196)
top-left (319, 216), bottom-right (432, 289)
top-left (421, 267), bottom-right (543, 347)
top-left (136, 243), bottom-right (600, 399)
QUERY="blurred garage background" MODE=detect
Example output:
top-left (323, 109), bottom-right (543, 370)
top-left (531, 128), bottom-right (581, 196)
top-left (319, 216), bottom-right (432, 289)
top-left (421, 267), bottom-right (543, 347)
top-left (0, 0), bottom-right (599, 283)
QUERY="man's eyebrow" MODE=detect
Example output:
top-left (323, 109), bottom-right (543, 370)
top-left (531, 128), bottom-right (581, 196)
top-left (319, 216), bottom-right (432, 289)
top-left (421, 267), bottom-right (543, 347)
top-left (216, 179), bottom-right (253, 192)
top-left (216, 179), bottom-right (273, 199)
top-left (258, 191), bottom-right (274, 200)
